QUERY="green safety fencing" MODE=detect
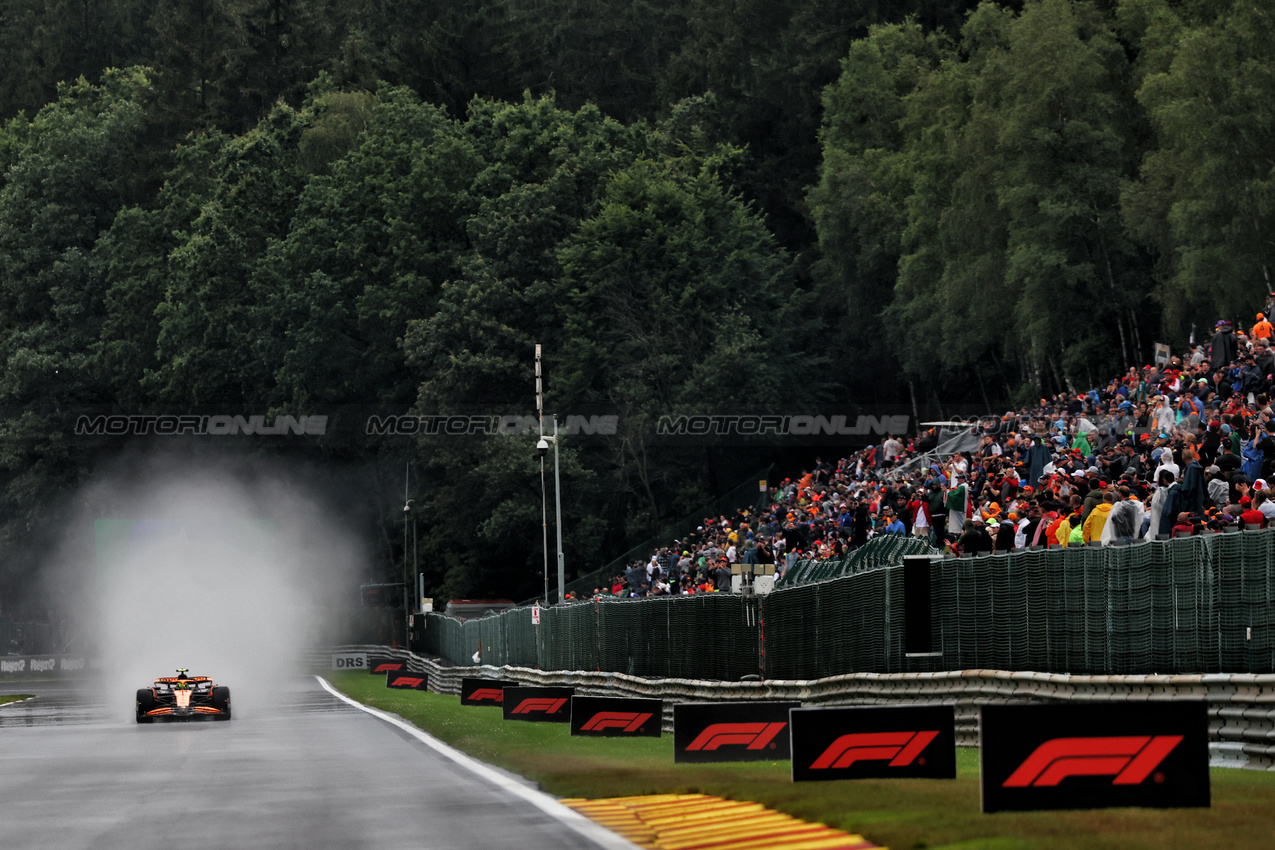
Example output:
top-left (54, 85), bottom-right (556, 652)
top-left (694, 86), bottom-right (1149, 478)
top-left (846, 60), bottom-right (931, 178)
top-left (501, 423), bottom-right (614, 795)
top-left (764, 530), bottom-right (1275, 678)
top-left (425, 593), bottom-right (759, 680)
top-left (776, 534), bottom-right (938, 587)
top-left (424, 604), bottom-right (538, 669)
top-left (0, 619), bottom-right (56, 655)
top-left (762, 563), bottom-right (903, 678)
top-left (929, 530), bottom-right (1275, 675)
top-left (424, 529), bottom-right (1275, 679)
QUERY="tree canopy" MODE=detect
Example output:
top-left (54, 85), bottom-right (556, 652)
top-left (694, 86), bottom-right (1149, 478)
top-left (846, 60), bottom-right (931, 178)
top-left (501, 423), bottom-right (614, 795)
top-left (0, 0), bottom-right (1271, 604)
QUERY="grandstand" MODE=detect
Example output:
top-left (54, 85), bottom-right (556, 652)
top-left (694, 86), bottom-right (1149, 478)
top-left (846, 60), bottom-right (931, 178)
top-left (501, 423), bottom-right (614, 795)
top-left (421, 306), bottom-right (1275, 673)
top-left (555, 311), bottom-right (1274, 607)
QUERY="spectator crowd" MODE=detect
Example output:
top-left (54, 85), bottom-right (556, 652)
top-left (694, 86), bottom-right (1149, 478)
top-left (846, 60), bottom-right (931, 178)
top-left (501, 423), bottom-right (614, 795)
top-left (586, 308), bottom-right (1275, 600)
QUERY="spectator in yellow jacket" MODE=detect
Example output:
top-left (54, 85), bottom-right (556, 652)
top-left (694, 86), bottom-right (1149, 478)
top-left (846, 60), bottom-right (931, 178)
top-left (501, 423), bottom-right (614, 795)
top-left (1056, 509), bottom-right (1084, 546)
top-left (1083, 491), bottom-right (1115, 543)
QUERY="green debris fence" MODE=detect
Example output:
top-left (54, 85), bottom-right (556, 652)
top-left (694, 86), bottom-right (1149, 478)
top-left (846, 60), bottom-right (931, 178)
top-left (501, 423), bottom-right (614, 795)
top-left (425, 593), bottom-right (758, 680)
top-left (423, 529), bottom-right (1275, 679)
top-left (776, 534), bottom-right (937, 587)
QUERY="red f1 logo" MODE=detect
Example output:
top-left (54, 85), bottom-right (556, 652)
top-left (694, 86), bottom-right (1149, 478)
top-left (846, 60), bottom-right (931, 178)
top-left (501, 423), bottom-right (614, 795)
top-left (469, 688), bottom-right (506, 702)
top-left (580, 711), bottom-right (652, 732)
top-left (1003, 736), bottom-right (1183, 787)
top-left (511, 697), bottom-right (567, 715)
top-left (390, 676), bottom-right (425, 688)
top-left (687, 722), bottom-right (788, 751)
top-left (372, 663), bottom-right (403, 673)
top-left (810, 731), bottom-right (939, 770)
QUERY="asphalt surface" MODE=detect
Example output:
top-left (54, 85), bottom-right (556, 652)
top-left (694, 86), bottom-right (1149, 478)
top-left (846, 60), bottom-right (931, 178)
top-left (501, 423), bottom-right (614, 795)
top-left (0, 676), bottom-right (631, 849)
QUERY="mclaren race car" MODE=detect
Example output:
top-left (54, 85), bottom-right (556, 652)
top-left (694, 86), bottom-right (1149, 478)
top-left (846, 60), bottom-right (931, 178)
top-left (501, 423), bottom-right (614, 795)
top-left (136, 669), bottom-right (232, 723)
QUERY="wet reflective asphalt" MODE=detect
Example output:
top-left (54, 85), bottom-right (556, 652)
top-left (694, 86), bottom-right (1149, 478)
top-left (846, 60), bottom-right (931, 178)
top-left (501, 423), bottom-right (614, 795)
top-left (0, 677), bottom-right (625, 849)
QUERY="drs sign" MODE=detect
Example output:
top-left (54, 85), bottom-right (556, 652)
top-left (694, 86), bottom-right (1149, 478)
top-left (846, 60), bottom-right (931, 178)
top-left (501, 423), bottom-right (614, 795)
top-left (331, 653), bottom-right (367, 671)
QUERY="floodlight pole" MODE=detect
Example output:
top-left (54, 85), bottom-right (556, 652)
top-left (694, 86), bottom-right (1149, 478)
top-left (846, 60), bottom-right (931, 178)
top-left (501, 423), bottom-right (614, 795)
top-left (553, 415), bottom-right (564, 603)
top-left (537, 345), bottom-right (549, 605)
top-left (403, 462), bottom-right (411, 650)
top-left (536, 348), bottom-right (566, 604)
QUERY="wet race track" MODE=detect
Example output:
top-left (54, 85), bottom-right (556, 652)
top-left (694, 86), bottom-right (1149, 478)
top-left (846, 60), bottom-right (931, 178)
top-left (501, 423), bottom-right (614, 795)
top-left (0, 677), bottom-right (632, 850)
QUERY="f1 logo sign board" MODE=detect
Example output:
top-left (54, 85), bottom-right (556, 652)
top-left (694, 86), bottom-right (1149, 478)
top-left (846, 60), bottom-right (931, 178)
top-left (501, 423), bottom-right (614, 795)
top-left (570, 696), bottom-right (662, 738)
top-left (368, 658), bottom-right (406, 675)
top-left (980, 702), bottom-right (1210, 813)
top-left (673, 702), bottom-right (800, 763)
top-left (460, 677), bottom-right (518, 706)
top-left (791, 705), bottom-right (956, 782)
top-left (502, 687), bottom-right (574, 723)
top-left (386, 672), bottom-right (428, 690)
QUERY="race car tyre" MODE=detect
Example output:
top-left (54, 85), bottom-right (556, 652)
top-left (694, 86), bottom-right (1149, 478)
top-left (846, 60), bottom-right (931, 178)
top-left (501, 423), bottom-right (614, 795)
top-left (136, 688), bottom-right (156, 724)
top-left (210, 686), bottom-right (232, 720)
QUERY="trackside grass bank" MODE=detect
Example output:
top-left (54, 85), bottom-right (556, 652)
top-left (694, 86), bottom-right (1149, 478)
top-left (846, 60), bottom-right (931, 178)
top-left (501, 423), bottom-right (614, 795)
top-left (0, 694), bottom-right (33, 706)
top-left (329, 672), bottom-right (1275, 850)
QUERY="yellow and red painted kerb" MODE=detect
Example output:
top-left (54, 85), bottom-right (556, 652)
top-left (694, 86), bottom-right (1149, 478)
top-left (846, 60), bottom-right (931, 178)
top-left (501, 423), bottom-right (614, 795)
top-left (560, 793), bottom-right (881, 850)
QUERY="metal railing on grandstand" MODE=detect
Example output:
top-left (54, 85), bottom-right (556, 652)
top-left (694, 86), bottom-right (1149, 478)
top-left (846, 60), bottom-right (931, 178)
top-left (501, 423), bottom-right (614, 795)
top-left (888, 425), bottom-right (982, 479)
top-left (422, 528), bottom-right (1275, 678)
top-left (776, 535), bottom-right (938, 587)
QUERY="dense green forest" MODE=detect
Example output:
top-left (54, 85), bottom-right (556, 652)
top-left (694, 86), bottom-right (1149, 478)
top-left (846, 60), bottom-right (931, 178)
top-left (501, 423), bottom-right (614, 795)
top-left (0, 0), bottom-right (1270, 607)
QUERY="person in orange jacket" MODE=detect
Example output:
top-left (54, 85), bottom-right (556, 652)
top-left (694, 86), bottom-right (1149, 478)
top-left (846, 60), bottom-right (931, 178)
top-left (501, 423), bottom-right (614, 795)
top-left (1252, 313), bottom-right (1273, 341)
top-left (1045, 508), bottom-right (1069, 548)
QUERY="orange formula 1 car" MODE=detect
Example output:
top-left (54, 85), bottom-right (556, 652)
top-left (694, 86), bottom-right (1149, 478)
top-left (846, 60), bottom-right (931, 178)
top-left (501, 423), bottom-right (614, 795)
top-left (136, 668), bottom-right (232, 723)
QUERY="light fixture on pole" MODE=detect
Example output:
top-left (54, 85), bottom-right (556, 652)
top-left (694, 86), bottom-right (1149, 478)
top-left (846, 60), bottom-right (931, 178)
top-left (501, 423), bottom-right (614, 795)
top-left (535, 345), bottom-right (566, 604)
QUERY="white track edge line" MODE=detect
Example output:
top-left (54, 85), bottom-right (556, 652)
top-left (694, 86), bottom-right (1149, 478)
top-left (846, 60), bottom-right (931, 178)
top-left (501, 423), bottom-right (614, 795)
top-left (0, 695), bottom-right (35, 708)
top-left (314, 676), bottom-right (641, 850)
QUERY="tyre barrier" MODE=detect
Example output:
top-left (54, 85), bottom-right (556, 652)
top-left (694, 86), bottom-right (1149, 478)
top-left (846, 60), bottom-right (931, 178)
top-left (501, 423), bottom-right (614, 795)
top-left (310, 645), bottom-right (1275, 770)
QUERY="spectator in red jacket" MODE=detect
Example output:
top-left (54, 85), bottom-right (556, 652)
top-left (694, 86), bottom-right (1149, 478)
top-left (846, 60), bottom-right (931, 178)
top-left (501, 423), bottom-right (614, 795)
top-left (1238, 496), bottom-right (1267, 529)
top-left (908, 488), bottom-right (934, 544)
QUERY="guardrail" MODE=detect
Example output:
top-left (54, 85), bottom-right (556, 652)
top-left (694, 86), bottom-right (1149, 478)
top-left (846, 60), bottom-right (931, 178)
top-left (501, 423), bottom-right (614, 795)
top-left (311, 645), bottom-right (1275, 770)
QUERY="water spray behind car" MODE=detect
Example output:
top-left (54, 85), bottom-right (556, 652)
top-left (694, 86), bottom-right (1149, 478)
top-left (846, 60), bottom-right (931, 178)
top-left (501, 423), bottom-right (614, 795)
top-left (44, 450), bottom-right (365, 723)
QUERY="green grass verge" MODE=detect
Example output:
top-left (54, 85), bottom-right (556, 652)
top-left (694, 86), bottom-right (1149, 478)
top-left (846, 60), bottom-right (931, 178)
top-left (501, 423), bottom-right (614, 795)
top-left (329, 672), bottom-right (1275, 850)
top-left (0, 694), bottom-right (33, 706)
